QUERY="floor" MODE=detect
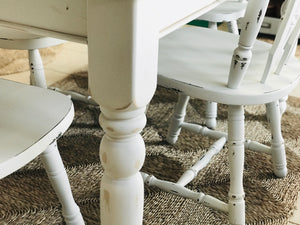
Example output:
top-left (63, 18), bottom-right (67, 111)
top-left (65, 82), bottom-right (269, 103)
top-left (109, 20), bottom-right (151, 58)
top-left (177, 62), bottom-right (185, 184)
top-left (1, 42), bottom-right (88, 86)
top-left (2, 41), bottom-right (300, 225)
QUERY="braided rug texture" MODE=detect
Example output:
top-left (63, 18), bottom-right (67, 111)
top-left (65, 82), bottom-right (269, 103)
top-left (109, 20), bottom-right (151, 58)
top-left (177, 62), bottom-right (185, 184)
top-left (0, 72), bottom-right (299, 224)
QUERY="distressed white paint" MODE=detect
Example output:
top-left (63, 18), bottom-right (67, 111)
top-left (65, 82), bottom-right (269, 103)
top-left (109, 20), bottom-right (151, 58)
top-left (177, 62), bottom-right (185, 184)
top-left (141, 172), bottom-right (229, 212)
top-left (266, 101), bottom-right (287, 177)
top-left (0, 0), bottom-right (229, 224)
top-left (205, 101), bottom-right (218, 129)
top-left (28, 49), bottom-right (48, 88)
top-left (166, 93), bottom-right (190, 144)
top-left (198, 0), bottom-right (247, 34)
top-left (227, 0), bottom-right (269, 89)
top-left (261, 0), bottom-right (300, 83)
top-left (152, 0), bottom-right (300, 224)
top-left (227, 105), bottom-right (245, 224)
top-left (41, 142), bottom-right (85, 225)
top-left (0, 27), bottom-right (95, 104)
top-left (177, 137), bottom-right (226, 186)
top-left (198, 0), bottom-right (248, 128)
top-left (0, 79), bottom-right (84, 224)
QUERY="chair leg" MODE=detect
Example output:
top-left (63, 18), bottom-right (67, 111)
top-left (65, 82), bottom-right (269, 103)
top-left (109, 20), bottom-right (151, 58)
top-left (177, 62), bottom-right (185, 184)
top-left (228, 20), bottom-right (239, 35)
top-left (208, 21), bottom-right (218, 30)
top-left (205, 101), bottom-right (217, 129)
top-left (206, 21), bottom-right (219, 129)
top-left (28, 49), bottom-right (47, 88)
top-left (204, 20), bottom-right (239, 130)
top-left (40, 142), bottom-right (85, 225)
top-left (266, 101), bottom-right (287, 178)
top-left (166, 93), bottom-right (190, 144)
top-left (279, 96), bottom-right (288, 115)
top-left (28, 49), bottom-right (97, 105)
top-left (228, 105), bottom-right (245, 225)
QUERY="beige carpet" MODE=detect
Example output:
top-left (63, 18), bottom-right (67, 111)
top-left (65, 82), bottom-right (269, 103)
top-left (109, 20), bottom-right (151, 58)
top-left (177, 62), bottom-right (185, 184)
top-left (0, 71), bottom-right (298, 224)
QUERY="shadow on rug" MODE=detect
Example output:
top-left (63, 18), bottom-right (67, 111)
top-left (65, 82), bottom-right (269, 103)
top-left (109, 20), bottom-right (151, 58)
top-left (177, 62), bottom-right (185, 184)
top-left (0, 71), bottom-right (299, 224)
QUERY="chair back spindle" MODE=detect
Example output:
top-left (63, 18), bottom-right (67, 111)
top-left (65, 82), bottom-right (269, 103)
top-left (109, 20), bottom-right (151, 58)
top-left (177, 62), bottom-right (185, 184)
top-left (227, 0), bottom-right (269, 89)
top-left (261, 0), bottom-right (300, 83)
top-left (275, 17), bottom-right (300, 74)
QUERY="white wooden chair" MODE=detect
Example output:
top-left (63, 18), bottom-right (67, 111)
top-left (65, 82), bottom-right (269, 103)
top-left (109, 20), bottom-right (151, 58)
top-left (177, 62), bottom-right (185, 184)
top-left (195, 0), bottom-right (248, 129)
top-left (0, 78), bottom-right (85, 224)
top-left (0, 28), bottom-right (64, 87)
top-left (142, 0), bottom-right (300, 224)
top-left (0, 27), bottom-right (95, 104)
top-left (198, 0), bottom-right (248, 34)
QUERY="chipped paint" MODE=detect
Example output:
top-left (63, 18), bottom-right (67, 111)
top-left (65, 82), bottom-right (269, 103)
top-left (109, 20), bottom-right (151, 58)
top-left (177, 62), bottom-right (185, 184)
top-left (106, 127), bottom-right (114, 132)
top-left (245, 22), bottom-right (250, 30)
top-left (131, 127), bottom-right (141, 134)
top-left (102, 152), bottom-right (107, 164)
top-left (116, 102), bottom-right (132, 111)
top-left (135, 160), bottom-right (141, 169)
top-left (103, 190), bottom-right (110, 213)
top-left (257, 9), bottom-right (262, 23)
top-left (241, 62), bottom-right (246, 69)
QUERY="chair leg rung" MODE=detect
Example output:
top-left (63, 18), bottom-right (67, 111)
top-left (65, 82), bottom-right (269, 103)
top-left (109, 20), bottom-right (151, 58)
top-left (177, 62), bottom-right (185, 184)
top-left (245, 139), bottom-right (271, 154)
top-left (177, 137), bottom-right (226, 186)
top-left (182, 122), bottom-right (227, 140)
top-left (141, 172), bottom-right (228, 213)
top-left (50, 87), bottom-right (98, 105)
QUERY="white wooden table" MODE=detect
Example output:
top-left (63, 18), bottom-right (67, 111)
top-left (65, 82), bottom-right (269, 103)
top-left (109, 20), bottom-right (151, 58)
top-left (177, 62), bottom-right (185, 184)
top-left (0, 0), bottom-right (225, 224)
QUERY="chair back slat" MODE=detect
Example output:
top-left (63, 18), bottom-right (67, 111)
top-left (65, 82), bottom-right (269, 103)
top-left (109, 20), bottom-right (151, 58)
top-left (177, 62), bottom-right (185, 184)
top-left (227, 0), bottom-right (269, 89)
top-left (261, 0), bottom-right (300, 83)
top-left (275, 17), bottom-right (300, 74)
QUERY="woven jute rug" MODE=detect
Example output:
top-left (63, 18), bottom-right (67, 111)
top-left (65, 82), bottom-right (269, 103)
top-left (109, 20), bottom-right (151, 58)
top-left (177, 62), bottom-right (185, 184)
top-left (0, 71), bottom-right (299, 224)
top-left (0, 44), bottom-right (64, 76)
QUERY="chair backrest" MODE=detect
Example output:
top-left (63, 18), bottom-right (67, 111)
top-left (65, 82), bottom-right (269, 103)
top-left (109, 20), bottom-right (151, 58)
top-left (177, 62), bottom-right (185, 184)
top-left (261, 0), bottom-right (300, 82)
top-left (227, 0), bottom-right (300, 89)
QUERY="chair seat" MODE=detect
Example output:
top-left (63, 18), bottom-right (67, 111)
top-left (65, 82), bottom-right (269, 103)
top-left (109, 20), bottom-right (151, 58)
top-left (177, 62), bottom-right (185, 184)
top-left (0, 79), bottom-right (73, 178)
top-left (158, 26), bottom-right (300, 105)
top-left (198, 1), bottom-right (247, 22)
top-left (0, 27), bottom-right (41, 39)
top-left (0, 27), bottom-right (64, 50)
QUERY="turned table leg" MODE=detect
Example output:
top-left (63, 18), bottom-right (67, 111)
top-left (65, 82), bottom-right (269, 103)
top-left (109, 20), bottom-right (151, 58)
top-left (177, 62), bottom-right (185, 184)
top-left (87, 0), bottom-right (158, 224)
top-left (99, 107), bottom-right (147, 224)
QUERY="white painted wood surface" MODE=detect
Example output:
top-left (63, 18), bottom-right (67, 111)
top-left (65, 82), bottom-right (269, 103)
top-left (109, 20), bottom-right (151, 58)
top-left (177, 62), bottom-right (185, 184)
top-left (151, 0), bottom-right (300, 224)
top-left (0, 0), bottom-right (87, 37)
top-left (0, 0), bottom-right (225, 40)
top-left (28, 49), bottom-right (48, 88)
top-left (41, 142), bottom-right (85, 225)
top-left (0, 79), bottom-right (84, 224)
top-left (198, 0), bottom-right (247, 22)
top-left (86, 1), bottom-right (225, 224)
top-left (0, 0), bottom-right (226, 224)
top-left (0, 27), bottom-right (64, 49)
top-left (158, 28), bottom-right (300, 105)
top-left (0, 26), bottom-right (95, 103)
top-left (198, 0), bottom-right (247, 34)
top-left (228, 0), bottom-right (270, 89)
top-left (0, 29), bottom-right (85, 223)
top-left (198, 0), bottom-right (248, 129)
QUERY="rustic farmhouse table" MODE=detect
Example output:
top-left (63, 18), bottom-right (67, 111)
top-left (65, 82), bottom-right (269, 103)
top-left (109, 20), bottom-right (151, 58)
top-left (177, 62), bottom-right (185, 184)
top-left (0, 0), bottom-right (225, 224)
